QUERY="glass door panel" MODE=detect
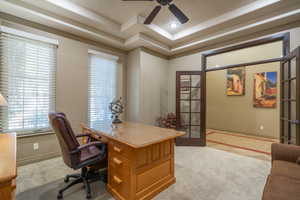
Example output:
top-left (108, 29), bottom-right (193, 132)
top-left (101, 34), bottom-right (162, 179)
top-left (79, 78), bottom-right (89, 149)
top-left (176, 71), bottom-right (204, 146)
top-left (180, 113), bottom-right (190, 125)
top-left (191, 75), bottom-right (201, 87)
top-left (191, 101), bottom-right (201, 112)
top-left (191, 88), bottom-right (201, 99)
top-left (191, 126), bottom-right (201, 138)
top-left (180, 101), bottom-right (190, 112)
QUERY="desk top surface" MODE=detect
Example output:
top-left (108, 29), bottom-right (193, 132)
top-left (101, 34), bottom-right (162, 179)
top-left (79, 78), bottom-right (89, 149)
top-left (0, 132), bottom-right (16, 183)
top-left (89, 122), bottom-right (185, 148)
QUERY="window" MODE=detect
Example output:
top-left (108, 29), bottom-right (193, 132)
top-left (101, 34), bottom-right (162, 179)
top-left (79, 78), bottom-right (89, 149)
top-left (0, 32), bottom-right (57, 134)
top-left (88, 52), bottom-right (118, 129)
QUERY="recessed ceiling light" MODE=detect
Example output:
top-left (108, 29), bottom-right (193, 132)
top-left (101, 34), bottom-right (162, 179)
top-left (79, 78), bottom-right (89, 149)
top-left (171, 22), bottom-right (177, 29)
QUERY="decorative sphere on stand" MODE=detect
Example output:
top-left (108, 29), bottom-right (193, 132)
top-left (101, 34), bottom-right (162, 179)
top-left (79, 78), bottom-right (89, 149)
top-left (109, 97), bottom-right (124, 124)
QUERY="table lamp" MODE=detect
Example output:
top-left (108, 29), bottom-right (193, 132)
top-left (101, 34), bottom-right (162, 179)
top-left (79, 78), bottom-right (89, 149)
top-left (0, 93), bottom-right (8, 106)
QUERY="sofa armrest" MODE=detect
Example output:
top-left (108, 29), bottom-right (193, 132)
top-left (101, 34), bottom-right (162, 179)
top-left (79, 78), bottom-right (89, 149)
top-left (272, 143), bottom-right (300, 163)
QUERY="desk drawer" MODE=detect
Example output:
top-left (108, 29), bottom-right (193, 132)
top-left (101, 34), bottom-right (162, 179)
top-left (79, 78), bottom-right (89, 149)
top-left (109, 156), bottom-right (131, 200)
top-left (109, 154), bottom-right (130, 171)
top-left (109, 141), bottom-right (132, 158)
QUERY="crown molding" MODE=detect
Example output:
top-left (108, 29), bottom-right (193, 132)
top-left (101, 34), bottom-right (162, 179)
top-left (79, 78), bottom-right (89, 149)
top-left (0, 12), bottom-right (127, 55)
top-left (139, 47), bottom-right (170, 60)
top-left (44, 0), bottom-right (121, 33)
top-left (0, 25), bottom-right (59, 45)
top-left (170, 21), bottom-right (300, 59)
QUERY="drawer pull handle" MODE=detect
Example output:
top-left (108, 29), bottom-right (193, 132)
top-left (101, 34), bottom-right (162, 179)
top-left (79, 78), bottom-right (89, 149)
top-left (113, 176), bottom-right (123, 184)
top-left (113, 157), bottom-right (123, 165)
top-left (113, 146), bottom-right (122, 153)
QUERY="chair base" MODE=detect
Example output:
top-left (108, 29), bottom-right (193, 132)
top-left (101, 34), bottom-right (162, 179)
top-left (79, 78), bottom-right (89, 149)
top-left (57, 167), bottom-right (107, 199)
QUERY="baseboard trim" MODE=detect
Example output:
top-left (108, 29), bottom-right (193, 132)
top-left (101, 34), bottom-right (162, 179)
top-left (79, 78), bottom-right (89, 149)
top-left (17, 151), bottom-right (61, 166)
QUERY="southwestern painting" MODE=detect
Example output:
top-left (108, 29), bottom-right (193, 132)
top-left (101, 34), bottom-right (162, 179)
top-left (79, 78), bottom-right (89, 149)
top-left (253, 72), bottom-right (277, 108)
top-left (227, 67), bottom-right (245, 96)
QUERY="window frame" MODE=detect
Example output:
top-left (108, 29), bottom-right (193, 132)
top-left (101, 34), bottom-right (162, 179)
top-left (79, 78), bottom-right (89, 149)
top-left (0, 30), bottom-right (57, 135)
top-left (88, 50), bottom-right (119, 129)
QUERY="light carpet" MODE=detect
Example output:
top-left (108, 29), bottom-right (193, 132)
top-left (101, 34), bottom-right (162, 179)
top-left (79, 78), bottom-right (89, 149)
top-left (17, 147), bottom-right (270, 200)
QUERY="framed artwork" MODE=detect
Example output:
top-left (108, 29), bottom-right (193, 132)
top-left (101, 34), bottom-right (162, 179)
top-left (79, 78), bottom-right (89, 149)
top-left (227, 67), bottom-right (245, 96)
top-left (253, 72), bottom-right (277, 108)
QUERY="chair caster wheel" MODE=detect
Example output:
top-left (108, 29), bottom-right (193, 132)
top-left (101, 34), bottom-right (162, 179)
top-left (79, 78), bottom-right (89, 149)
top-left (86, 194), bottom-right (91, 199)
top-left (57, 193), bottom-right (63, 199)
top-left (64, 177), bottom-right (69, 183)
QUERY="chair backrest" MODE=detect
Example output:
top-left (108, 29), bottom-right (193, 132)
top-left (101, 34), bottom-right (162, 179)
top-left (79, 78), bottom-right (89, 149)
top-left (49, 112), bottom-right (80, 168)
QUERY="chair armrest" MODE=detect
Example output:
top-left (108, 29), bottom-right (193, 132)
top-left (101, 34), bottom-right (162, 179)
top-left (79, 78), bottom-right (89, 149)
top-left (272, 143), bottom-right (300, 163)
top-left (71, 141), bottom-right (107, 155)
top-left (76, 133), bottom-right (91, 138)
top-left (78, 141), bottom-right (104, 150)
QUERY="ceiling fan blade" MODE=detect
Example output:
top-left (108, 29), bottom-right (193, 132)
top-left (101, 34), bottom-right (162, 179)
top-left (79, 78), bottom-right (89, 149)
top-left (168, 4), bottom-right (189, 24)
top-left (144, 5), bottom-right (161, 25)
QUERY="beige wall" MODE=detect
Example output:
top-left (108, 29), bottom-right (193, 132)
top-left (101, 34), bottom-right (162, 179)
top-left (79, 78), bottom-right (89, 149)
top-left (290, 27), bottom-right (300, 50)
top-left (207, 63), bottom-right (280, 138)
top-left (206, 42), bottom-right (282, 138)
top-left (126, 49), bottom-right (169, 125)
top-left (207, 41), bottom-right (283, 69)
top-left (126, 49), bottom-right (141, 122)
top-left (0, 20), bottom-right (127, 166)
top-left (140, 51), bottom-right (169, 125)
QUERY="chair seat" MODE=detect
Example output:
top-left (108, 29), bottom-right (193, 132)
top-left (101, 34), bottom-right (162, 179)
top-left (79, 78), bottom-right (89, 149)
top-left (263, 175), bottom-right (300, 200)
top-left (271, 160), bottom-right (300, 180)
top-left (80, 146), bottom-right (101, 162)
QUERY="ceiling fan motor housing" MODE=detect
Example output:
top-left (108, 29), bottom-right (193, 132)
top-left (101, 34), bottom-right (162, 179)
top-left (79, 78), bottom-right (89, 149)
top-left (157, 0), bottom-right (173, 6)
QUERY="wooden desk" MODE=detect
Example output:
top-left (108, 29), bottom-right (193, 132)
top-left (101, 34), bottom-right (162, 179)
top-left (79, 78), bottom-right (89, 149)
top-left (82, 122), bottom-right (184, 200)
top-left (0, 133), bottom-right (17, 200)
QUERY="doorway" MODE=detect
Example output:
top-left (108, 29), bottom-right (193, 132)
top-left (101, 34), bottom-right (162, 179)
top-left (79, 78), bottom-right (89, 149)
top-left (176, 32), bottom-right (300, 149)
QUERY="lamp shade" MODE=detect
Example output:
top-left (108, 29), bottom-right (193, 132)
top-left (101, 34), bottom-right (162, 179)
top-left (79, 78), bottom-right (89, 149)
top-left (0, 93), bottom-right (8, 106)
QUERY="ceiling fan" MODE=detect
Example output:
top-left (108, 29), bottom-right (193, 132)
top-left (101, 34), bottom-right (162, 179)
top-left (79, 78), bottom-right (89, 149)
top-left (122, 0), bottom-right (189, 25)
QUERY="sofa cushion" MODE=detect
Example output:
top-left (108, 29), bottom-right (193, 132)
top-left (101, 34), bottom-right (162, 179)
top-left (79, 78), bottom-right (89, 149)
top-left (262, 175), bottom-right (300, 200)
top-left (271, 160), bottom-right (300, 180)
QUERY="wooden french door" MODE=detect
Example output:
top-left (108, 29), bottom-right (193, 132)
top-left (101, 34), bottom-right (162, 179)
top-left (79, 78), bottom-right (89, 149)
top-left (175, 71), bottom-right (205, 146)
top-left (280, 47), bottom-right (300, 145)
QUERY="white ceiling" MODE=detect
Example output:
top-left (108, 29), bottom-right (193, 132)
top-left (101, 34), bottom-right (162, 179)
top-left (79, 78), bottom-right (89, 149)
top-left (0, 0), bottom-right (300, 56)
top-left (70, 0), bottom-right (258, 34)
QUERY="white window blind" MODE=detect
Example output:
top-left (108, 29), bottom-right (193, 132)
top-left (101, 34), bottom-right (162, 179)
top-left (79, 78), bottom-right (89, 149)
top-left (88, 53), bottom-right (118, 129)
top-left (0, 32), bottom-right (57, 134)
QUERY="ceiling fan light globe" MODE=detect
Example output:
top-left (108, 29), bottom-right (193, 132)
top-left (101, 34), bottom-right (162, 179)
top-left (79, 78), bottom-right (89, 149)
top-left (171, 22), bottom-right (177, 28)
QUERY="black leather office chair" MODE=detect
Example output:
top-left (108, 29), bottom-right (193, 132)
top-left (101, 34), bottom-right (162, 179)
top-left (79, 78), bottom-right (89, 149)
top-left (49, 112), bottom-right (107, 199)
